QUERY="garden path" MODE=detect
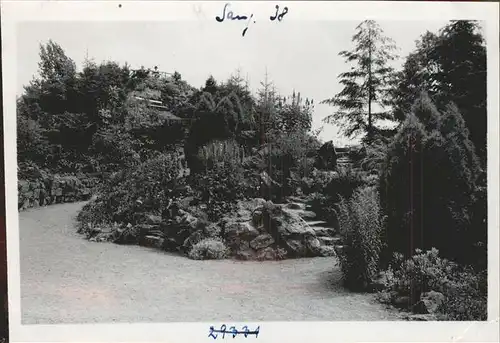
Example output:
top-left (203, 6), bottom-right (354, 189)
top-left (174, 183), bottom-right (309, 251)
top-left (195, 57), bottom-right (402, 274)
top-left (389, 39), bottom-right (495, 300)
top-left (19, 202), bottom-right (402, 324)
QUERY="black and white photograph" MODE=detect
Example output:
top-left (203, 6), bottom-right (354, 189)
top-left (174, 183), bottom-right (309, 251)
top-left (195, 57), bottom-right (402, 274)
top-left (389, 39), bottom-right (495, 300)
top-left (2, 1), bottom-right (499, 342)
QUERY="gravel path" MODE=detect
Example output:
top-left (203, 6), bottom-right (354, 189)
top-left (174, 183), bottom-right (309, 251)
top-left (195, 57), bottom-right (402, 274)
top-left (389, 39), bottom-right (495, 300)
top-left (19, 202), bottom-right (402, 324)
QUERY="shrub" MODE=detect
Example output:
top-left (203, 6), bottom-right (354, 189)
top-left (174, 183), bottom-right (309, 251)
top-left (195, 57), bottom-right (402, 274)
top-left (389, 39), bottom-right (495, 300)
top-left (198, 139), bottom-right (245, 169)
top-left (336, 186), bottom-right (385, 290)
top-left (325, 166), bottom-right (366, 202)
top-left (188, 237), bottom-right (229, 260)
top-left (77, 152), bottom-right (183, 227)
top-left (381, 248), bottom-right (487, 320)
top-left (193, 140), bottom-right (258, 221)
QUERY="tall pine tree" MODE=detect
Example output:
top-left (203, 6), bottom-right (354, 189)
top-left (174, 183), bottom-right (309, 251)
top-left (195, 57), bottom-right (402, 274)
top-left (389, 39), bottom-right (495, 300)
top-left (322, 20), bottom-right (397, 143)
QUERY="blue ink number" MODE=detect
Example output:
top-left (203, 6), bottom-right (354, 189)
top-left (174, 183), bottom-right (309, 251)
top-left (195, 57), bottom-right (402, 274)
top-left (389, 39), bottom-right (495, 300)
top-left (208, 324), bottom-right (260, 339)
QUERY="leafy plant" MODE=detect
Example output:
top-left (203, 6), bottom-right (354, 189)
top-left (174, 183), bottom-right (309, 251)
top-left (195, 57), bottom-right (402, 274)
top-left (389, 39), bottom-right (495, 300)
top-left (381, 248), bottom-right (487, 320)
top-left (77, 152), bottom-right (183, 227)
top-left (188, 237), bottom-right (229, 260)
top-left (336, 186), bottom-right (385, 290)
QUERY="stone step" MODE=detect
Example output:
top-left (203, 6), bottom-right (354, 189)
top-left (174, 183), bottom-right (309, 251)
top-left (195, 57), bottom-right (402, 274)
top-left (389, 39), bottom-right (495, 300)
top-left (284, 208), bottom-right (317, 219)
top-left (334, 245), bottom-right (346, 255)
top-left (305, 220), bottom-right (329, 227)
top-left (318, 236), bottom-right (342, 246)
top-left (288, 196), bottom-right (308, 203)
top-left (318, 245), bottom-right (337, 257)
top-left (285, 202), bottom-right (307, 211)
top-left (312, 226), bottom-right (337, 237)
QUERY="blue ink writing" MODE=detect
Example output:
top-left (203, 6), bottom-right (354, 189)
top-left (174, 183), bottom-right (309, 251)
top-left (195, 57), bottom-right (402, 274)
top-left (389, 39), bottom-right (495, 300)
top-left (216, 3), bottom-right (249, 22)
top-left (208, 325), bottom-right (260, 339)
top-left (270, 5), bottom-right (288, 22)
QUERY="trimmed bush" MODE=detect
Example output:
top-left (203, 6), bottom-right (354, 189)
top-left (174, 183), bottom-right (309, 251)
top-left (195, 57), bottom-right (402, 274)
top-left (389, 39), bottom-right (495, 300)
top-left (336, 186), bottom-right (385, 290)
top-left (379, 94), bottom-right (483, 265)
top-left (188, 237), bottom-right (229, 260)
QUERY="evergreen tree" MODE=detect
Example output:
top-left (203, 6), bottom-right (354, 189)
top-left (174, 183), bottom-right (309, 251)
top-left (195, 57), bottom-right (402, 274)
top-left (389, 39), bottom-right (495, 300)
top-left (394, 20), bottom-right (487, 164)
top-left (322, 20), bottom-right (398, 143)
top-left (379, 94), bottom-right (482, 265)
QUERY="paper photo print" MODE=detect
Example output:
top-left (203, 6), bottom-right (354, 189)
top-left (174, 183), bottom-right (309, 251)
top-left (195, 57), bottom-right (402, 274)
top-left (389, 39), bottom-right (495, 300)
top-left (2, 1), bottom-right (499, 342)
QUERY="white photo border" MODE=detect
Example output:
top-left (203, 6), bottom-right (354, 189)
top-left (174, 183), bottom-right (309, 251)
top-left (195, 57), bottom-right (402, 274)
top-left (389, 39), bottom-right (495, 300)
top-left (2, 1), bottom-right (499, 342)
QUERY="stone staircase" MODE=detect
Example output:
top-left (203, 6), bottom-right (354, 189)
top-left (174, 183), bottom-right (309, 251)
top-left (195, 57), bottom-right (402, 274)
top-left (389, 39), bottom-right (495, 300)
top-left (285, 196), bottom-right (344, 257)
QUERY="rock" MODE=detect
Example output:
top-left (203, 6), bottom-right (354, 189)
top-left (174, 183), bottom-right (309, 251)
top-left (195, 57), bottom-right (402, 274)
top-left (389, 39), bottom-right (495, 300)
top-left (234, 198), bottom-right (267, 222)
top-left (251, 208), bottom-right (264, 228)
top-left (183, 231), bottom-right (204, 251)
top-left (286, 202), bottom-right (306, 210)
top-left (318, 236), bottom-right (341, 246)
top-left (305, 236), bottom-right (322, 255)
top-left (283, 208), bottom-right (317, 220)
top-left (19, 180), bottom-right (30, 193)
top-left (250, 234), bottom-right (275, 250)
top-left (312, 227), bottom-right (336, 237)
top-left (315, 141), bottom-right (338, 170)
top-left (420, 291), bottom-right (445, 314)
top-left (236, 250), bottom-right (255, 261)
top-left (225, 221), bottom-right (260, 250)
top-left (143, 236), bottom-right (164, 249)
top-left (175, 210), bottom-right (199, 232)
top-left (393, 296), bottom-right (411, 309)
top-left (283, 239), bottom-right (309, 257)
top-left (146, 214), bottom-right (163, 225)
top-left (256, 247), bottom-right (277, 261)
top-left (182, 223), bottom-right (222, 251)
top-left (318, 246), bottom-right (337, 257)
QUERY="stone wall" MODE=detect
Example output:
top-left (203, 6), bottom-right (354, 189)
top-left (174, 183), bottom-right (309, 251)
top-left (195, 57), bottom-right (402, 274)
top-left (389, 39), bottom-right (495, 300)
top-left (18, 174), bottom-right (100, 211)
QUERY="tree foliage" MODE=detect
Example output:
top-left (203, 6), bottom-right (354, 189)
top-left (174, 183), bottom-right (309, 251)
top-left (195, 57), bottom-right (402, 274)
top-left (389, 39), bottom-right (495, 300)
top-left (322, 20), bottom-right (398, 142)
top-left (393, 20), bottom-right (487, 163)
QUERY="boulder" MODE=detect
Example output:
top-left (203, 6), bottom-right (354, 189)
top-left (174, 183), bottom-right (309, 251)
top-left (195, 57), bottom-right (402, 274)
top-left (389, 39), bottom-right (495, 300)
top-left (234, 198), bottom-right (267, 222)
top-left (393, 295), bottom-right (411, 309)
top-left (285, 202), bottom-right (306, 210)
top-left (225, 221), bottom-right (260, 250)
top-left (315, 140), bottom-right (338, 170)
top-left (222, 198), bottom-right (327, 259)
top-left (236, 250), bottom-right (256, 261)
top-left (250, 234), bottom-right (275, 250)
top-left (305, 236), bottom-right (322, 255)
top-left (19, 180), bottom-right (30, 193)
top-left (175, 209), bottom-right (199, 232)
top-left (420, 291), bottom-right (445, 314)
top-left (318, 246), bottom-right (337, 257)
top-left (283, 208), bottom-right (317, 220)
top-left (146, 214), bottom-right (163, 225)
top-left (182, 223), bottom-right (222, 251)
top-left (256, 247), bottom-right (277, 261)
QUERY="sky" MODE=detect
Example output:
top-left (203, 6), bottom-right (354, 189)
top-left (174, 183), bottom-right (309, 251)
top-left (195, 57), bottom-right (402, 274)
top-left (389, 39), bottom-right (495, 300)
top-left (17, 20), bottom-right (450, 146)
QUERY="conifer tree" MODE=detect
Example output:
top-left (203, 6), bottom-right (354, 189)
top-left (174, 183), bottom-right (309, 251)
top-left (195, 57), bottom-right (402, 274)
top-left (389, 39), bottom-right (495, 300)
top-left (322, 20), bottom-right (398, 143)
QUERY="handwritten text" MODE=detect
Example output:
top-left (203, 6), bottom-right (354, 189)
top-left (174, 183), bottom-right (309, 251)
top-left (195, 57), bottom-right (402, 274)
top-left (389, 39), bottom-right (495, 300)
top-left (215, 3), bottom-right (289, 37)
top-left (209, 325), bottom-right (260, 339)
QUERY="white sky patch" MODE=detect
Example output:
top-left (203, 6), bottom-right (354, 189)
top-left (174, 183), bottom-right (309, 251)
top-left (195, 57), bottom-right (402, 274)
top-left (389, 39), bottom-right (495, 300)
top-left (16, 20), bottom-right (449, 146)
